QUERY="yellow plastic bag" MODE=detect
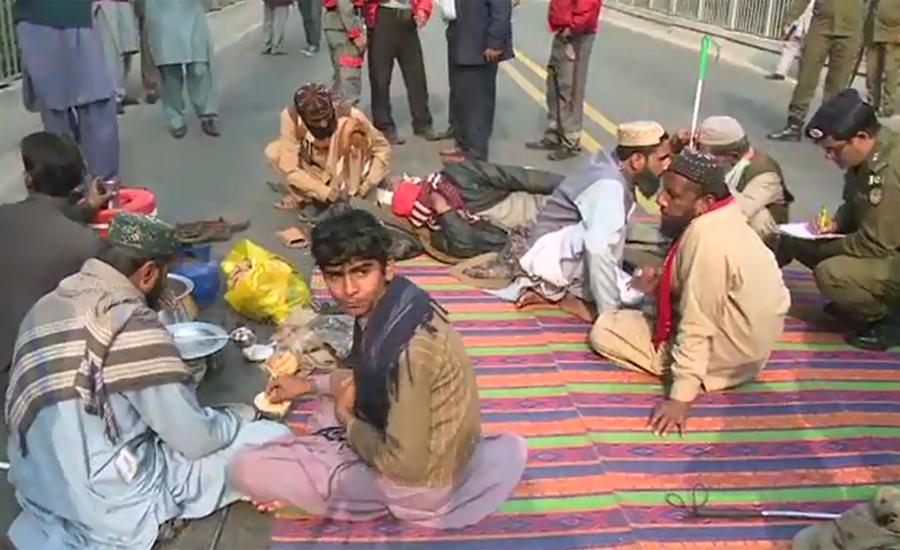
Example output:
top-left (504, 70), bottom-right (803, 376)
top-left (220, 239), bottom-right (311, 324)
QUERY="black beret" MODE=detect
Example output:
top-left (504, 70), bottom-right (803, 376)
top-left (805, 89), bottom-right (875, 141)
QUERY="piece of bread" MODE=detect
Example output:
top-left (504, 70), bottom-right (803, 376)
top-left (266, 351), bottom-right (299, 378)
top-left (253, 391), bottom-right (290, 417)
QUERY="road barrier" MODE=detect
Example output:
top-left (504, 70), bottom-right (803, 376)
top-left (606, 0), bottom-right (794, 40)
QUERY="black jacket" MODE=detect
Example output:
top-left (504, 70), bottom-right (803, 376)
top-left (446, 0), bottom-right (514, 66)
top-left (0, 196), bottom-right (101, 368)
top-left (426, 161), bottom-right (563, 259)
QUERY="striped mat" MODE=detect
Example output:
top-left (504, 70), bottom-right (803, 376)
top-left (269, 258), bottom-right (900, 550)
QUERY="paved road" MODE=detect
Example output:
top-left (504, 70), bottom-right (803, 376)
top-left (0, 2), bottom-right (849, 546)
top-left (123, 0), bottom-right (845, 226)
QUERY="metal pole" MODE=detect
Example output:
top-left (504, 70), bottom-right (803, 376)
top-left (763, 0), bottom-right (776, 39)
top-left (727, 0), bottom-right (739, 30)
top-left (697, 0), bottom-right (706, 21)
top-left (874, 44), bottom-right (886, 112)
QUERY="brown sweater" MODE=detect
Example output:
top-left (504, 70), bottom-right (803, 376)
top-left (316, 309), bottom-right (481, 487)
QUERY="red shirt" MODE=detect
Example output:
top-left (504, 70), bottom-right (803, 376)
top-left (548, 0), bottom-right (602, 34)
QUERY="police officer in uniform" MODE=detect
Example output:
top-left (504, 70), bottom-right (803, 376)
top-left (781, 89), bottom-right (900, 351)
top-left (768, 0), bottom-right (864, 141)
top-left (866, 0), bottom-right (900, 117)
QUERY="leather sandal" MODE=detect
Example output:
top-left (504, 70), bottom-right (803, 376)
top-left (175, 218), bottom-right (250, 244)
top-left (275, 227), bottom-right (308, 249)
top-left (273, 195), bottom-right (302, 210)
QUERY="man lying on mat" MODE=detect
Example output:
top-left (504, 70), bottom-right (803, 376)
top-left (485, 121), bottom-right (673, 322)
top-left (590, 151), bottom-right (790, 436)
top-left (229, 209), bottom-right (527, 527)
top-left (386, 160), bottom-right (564, 260)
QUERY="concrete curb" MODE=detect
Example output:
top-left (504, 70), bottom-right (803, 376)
top-left (0, 0), bottom-right (261, 204)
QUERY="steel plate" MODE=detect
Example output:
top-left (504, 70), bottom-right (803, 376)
top-left (166, 322), bottom-right (229, 360)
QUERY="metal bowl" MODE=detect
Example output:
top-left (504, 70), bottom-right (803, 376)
top-left (159, 273), bottom-right (199, 326)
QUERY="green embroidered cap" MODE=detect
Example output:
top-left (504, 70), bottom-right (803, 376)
top-left (108, 212), bottom-right (179, 256)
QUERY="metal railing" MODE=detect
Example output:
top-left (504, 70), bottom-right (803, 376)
top-left (0, 0), bottom-right (21, 86)
top-left (0, 0), bottom-right (244, 87)
top-left (607, 0), bottom-right (795, 40)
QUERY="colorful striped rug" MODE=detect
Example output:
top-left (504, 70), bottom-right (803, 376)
top-left (269, 258), bottom-right (900, 549)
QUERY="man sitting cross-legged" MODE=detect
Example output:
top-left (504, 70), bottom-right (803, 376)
top-left (265, 83), bottom-right (391, 220)
top-left (5, 213), bottom-right (289, 549)
top-left (590, 150), bottom-right (790, 437)
top-left (229, 209), bottom-right (527, 527)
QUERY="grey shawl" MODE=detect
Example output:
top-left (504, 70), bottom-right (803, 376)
top-left (5, 259), bottom-right (193, 454)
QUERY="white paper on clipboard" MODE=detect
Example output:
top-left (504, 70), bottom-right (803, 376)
top-left (778, 223), bottom-right (842, 240)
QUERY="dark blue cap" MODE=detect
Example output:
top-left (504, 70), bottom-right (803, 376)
top-left (805, 89), bottom-right (875, 141)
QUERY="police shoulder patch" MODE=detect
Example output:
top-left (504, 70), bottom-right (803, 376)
top-left (870, 186), bottom-right (884, 205)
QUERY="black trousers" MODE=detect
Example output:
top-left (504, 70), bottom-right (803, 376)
top-left (367, 7), bottom-right (432, 134)
top-left (449, 62), bottom-right (498, 161)
top-left (295, 0), bottom-right (321, 47)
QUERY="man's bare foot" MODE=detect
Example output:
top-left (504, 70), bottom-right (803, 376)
top-left (254, 500), bottom-right (286, 513)
top-left (515, 289), bottom-right (551, 309)
top-left (558, 294), bottom-right (594, 322)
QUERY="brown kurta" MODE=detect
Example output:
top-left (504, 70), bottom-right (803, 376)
top-left (264, 105), bottom-right (391, 203)
top-left (589, 203), bottom-right (791, 402)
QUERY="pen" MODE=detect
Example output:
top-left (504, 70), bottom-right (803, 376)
top-left (819, 205), bottom-right (828, 229)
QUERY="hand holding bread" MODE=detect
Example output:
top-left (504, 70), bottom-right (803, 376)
top-left (266, 350), bottom-right (300, 378)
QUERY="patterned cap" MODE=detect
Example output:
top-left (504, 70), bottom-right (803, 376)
top-left (293, 82), bottom-right (334, 122)
top-left (108, 212), bottom-right (179, 256)
top-left (805, 88), bottom-right (873, 141)
top-left (698, 116), bottom-right (745, 146)
top-left (617, 121), bottom-right (666, 147)
top-left (668, 150), bottom-right (729, 197)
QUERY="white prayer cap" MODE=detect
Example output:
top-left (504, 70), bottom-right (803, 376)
top-left (617, 121), bottom-right (666, 147)
top-left (697, 116), bottom-right (746, 146)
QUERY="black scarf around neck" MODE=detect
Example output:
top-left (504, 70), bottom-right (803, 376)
top-left (346, 276), bottom-right (435, 437)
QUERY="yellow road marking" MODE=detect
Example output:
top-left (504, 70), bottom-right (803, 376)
top-left (504, 48), bottom-right (659, 214)
top-left (513, 49), bottom-right (619, 136)
top-left (500, 62), bottom-right (605, 154)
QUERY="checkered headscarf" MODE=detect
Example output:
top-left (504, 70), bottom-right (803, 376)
top-left (293, 83), bottom-right (334, 123)
top-left (405, 173), bottom-right (479, 230)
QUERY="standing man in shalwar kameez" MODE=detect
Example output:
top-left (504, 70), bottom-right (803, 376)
top-left (13, 0), bottom-right (121, 183)
top-left (92, 0), bottom-right (141, 113)
top-left (133, 0), bottom-right (159, 104)
top-left (144, 0), bottom-right (221, 138)
top-left (4, 213), bottom-right (290, 550)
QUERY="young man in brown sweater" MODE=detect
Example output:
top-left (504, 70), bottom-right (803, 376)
top-left (229, 209), bottom-right (526, 527)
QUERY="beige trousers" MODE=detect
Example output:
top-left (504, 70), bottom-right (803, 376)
top-left (478, 192), bottom-right (549, 231)
top-left (589, 309), bottom-right (771, 393)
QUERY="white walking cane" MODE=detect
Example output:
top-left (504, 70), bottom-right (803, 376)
top-left (688, 35), bottom-right (717, 149)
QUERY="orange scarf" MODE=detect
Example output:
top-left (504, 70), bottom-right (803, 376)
top-left (652, 196), bottom-right (735, 349)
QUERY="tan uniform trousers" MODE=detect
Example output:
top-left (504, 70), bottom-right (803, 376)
top-left (789, 239), bottom-right (900, 321)
top-left (865, 43), bottom-right (900, 116)
top-left (813, 255), bottom-right (899, 321)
